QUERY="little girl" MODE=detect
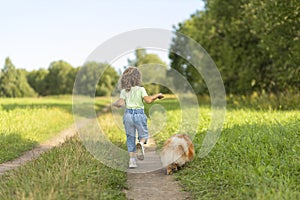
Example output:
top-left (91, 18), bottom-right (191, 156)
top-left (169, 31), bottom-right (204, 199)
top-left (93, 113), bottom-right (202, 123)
top-left (113, 66), bottom-right (164, 168)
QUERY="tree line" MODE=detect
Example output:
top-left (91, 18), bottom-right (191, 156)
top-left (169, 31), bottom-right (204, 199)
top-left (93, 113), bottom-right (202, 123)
top-left (0, 49), bottom-right (167, 98)
top-left (170, 0), bottom-right (299, 95)
top-left (0, 57), bottom-right (119, 97)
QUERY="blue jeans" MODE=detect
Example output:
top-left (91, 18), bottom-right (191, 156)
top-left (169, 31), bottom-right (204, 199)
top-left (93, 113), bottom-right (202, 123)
top-left (123, 109), bottom-right (148, 152)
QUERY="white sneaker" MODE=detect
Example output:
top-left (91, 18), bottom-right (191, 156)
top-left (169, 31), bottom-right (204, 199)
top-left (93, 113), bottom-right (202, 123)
top-left (129, 159), bottom-right (138, 168)
top-left (136, 142), bottom-right (145, 160)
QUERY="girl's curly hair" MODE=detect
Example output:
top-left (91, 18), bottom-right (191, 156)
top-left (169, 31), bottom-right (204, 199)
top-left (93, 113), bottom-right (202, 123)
top-left (119, 66), bottom-right (142, 92)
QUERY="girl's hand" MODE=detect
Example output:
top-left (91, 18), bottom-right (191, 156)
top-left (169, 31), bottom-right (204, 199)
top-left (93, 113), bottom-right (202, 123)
top-left (144, 93), bottom-right (164, 103)
top-left (157, 93), bottom-right (164, 99)
top-left (113, 99), bottom-right (125, 108)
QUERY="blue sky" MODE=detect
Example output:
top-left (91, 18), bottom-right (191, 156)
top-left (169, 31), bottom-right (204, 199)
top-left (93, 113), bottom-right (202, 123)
top-left (0, 0), bottom-right (204, 71)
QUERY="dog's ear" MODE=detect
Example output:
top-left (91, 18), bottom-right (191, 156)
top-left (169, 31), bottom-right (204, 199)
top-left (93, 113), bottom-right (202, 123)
top-left (177, 144), bottom-right (185, 154)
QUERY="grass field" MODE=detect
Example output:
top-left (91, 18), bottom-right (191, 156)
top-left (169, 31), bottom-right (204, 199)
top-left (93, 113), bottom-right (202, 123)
top-left (0, 96), bottom-right (110, 163)
top-left (0, 96), bottom-right (126, 199)
top-left (0, 137), bottom-right (127, 200)
top-left (0, 96), bottom-right (299, 199)
top-left (147, 98), bottom-right (300, 199)
top-left (172, 108), bottom-right (300, 199)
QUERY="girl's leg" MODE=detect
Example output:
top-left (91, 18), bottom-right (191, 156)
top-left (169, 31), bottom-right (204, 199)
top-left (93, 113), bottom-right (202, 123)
top-left (124, 113), bottom-right (138, 167)
top-left (129, 152), bottom-right (135, 158)
top-left (124, 112), bottom-right (137, 152)
top-left (126, 133), bottom-right (136, 153)
top-left (135, 113), bottom-right (149, 144)
top-left (139, 138), bottom-right (146, 144)
top-left (134, 113), bottom-right (148, 160)
top-left (127, 134), bottom-right (138, 168)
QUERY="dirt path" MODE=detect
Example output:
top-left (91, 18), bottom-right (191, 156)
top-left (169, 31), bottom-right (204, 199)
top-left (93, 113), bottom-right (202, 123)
top-left (124, 138), bottom-right (191, 200)
top-left (0, 105), bottom-right (110, 176)
top-left (0, 124), bottom-right (78, 176)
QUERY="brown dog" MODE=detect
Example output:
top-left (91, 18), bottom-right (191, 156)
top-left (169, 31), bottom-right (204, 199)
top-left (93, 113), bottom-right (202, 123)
top-left (160, 134), bottom-right (195, 175)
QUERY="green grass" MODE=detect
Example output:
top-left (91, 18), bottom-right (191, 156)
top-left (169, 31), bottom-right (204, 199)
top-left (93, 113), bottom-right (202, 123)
top-left (0, 96), bottom-right (110, 163)
top-left (0, 98), bottom-right (127, 200)
top-left (226, 92), bottom-right (300, 110)
top-left (0, 136), bottom-right (127, 200)
top-left (151, 100), bottom-right (300, 199)
top-left (97, 111), bottom-right (127, 150)
top-left (0, 96), bottom-right (299, 199)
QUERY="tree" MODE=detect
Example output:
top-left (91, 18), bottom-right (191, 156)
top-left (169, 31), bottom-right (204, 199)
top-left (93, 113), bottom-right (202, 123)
top-left (16, 69), bottom-right (37, 97)
top-left (45, 60), bottom-right (75, 95)
top-left (128, 48), bottom-right (168, 94)
top-left (0, 57), bottom-right (36, 97)
top-left (96, 65), bottom-right (119, 96)
top-left (0, 57), bottom-right (19, 97)
top-left (27, 69), bottom-right (49, 96)
top-left (170, 0), bottom-right (300, 95)
top-left (74, 62), bottom-right (119, 97)
top-left (242, 0), bottom-right (300, 93)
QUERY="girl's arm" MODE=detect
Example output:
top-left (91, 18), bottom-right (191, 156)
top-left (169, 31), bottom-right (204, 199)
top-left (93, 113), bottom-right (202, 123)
top-left (113, 98), bottom-right (125, 108)
top-left (143, 93), bottom-right (164, 104)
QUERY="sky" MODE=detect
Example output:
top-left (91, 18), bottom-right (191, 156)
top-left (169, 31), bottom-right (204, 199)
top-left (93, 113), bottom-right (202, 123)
top-left (0, 0), bottom-right (204, 71)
